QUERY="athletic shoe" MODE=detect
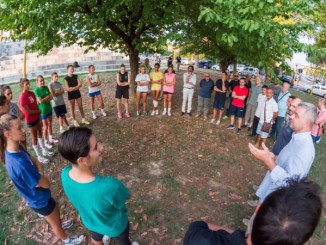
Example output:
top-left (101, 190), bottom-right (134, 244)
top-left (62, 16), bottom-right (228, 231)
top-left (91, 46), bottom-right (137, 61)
top-left (188, 112), bottom-right (192, 117)
top-left (101, 111), bottom-right (107, 117)
top-left (236, 129), bottom-right (241, 135)
top-left (61, 220), bottom-right (73, 230)
top-left (181, 112), bottom-right (185, 116)
top-left (241, 124), bottom-right (247, 128)
top-left (45, 141), bottom-right (53, 149)
top-left (73, 121), bottom-right (80, 127)
top-left (125, 111), bottom-right (131, 118)
top-left (216, 120), bottom-right (220, 125)
top-left (143, 111), bottom-right (148, 116)
top-left (60, 127), bottom-right (65, 133)
top-left (195, 113), bottom-right (200, 117)
top-left (247, 200), bottom-right (259, 207)
top-left (168, 111), bottom-right (172, 116)
top-left (155, 110), bottom-right (159, 115)
top-left (42, 149), bottom-right (54, 157)
top-left (49, 137), bottom-right (58, 144)
top-left (136, 111), bottom-right (140, 116)
top-left (117, 112), bottom-right (123, 119)
top-left (226, 125), bottom-right (235, 129)
top-left (151, 110), bottom-right (155, 116)
top-left (64, 235), bottom-right (84, 245)
top-left (92, 114), bottom-right (97, 120)
top-left (162, 110), bottom-right (167, 116)
top-left (82, 119), bottom-right (90, 125)
top-left (222, 115), bottom-right (228, 120)
top-left (102, 235), bottom-right (111, 245)
top-left (210, 119), bottom-right (216, 124)
top-left (38, 156), bottom-right (49, 164)
top-left (131, 242), bottom-right (140, 245)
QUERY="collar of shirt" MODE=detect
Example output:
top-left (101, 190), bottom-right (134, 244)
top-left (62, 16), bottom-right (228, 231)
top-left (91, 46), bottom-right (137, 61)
top-left (292, 131), bottom-right (312, 141)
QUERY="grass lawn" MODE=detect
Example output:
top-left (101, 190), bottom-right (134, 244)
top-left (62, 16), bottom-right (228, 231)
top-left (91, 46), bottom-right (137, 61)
top-left (0, 71), bottom-right (325, 244)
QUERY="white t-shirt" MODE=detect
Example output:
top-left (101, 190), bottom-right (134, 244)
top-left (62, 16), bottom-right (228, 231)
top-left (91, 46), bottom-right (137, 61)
top-left (259, 98), bottom-right (278, 124)
top-left (255, 94), bottom-right (266, 118)
top-left (135, 73), bottom-right (150, 92)
top-left (88, 74), bottom-right (101, 93)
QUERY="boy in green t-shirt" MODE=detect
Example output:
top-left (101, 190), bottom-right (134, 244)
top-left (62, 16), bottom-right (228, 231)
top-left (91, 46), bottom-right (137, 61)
top-left (34, 75), bottom-right (58, 149)
top-left (59, 127), bottom-right (139, 245)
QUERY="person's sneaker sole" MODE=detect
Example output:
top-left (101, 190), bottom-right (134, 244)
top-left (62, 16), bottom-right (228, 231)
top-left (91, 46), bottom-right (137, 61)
top-left (62, 219), bottom-right (73, 230)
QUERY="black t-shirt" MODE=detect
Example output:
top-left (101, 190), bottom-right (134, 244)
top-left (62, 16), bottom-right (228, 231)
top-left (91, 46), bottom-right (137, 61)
top-left (245, 80), bottom-right (252, 89)
top-left (117, 72), bottom-right (129, 89)
top-left (168, 57), bottom-right (173, 66)
top-left (229, 79), bottom-right (240, 91)
top-left (215, 79), bottom-right (229, 100)
top-left (65, 75), bottom-right (78, 88)
top-left (184, 221), bottom-right (246, 245)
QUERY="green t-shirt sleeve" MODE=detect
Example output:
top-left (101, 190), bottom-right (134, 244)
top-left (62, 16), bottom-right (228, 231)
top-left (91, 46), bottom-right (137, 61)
top-left (34, 88), bottom-right (40, 98)
top-left (102, 177), bottom-right (130, 210)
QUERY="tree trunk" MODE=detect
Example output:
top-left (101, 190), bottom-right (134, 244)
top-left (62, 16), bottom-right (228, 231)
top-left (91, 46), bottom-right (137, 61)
top-left (194, 54), bottom-right (199, 68)
top-left (129, 51), bottom-right (139, 94)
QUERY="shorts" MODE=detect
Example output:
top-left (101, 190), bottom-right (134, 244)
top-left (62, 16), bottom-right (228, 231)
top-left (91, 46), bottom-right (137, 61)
top-left (256, 122), bottom-right (269, 138)
top-left (54, 104), bottom-right (67, 118)
top-left (311, 135), bottom-right (321, 143)
top-left (213, 97), bottom-right (226, 110)
top-left (41, 112), bottom-right (52, 120)
top-left (151, 84), bottom-right (162, 91)
top-left (27, 119), bottom-right (40, 128)
top-left (229, 105), bottom-right (244, 118)
top-left (163, 91), bottom-right (173, 95)
top-left (68, 90), bottom-right (81, 100)
top-left (89, 90), bottom-right (101, 97)
top-left (115, 86), bottom-right (129, 99)
top-left (91, 222), bottom-right (130, 242)
top-left (30, 197), bottom-right (56, 216)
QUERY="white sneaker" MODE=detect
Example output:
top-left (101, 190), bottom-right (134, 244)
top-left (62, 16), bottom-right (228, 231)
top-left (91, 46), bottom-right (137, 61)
top-left (131, 242), bottom-right (140, 245)
top-left (155, 110), bottom-right (159, 115)
top-left (49, 137), bottom-right (58, 144)
top-left (210, 119), bottom-right (216, 124)
top-left (102, 235), bottom-right (111, 245)
top-left (42, 149), bottom-right (54, 157)
top-left (151, 110), bottom-right (155, 116)
top-left (73, 120), bottom-right (80, 127)
top-left (168, 111), bottom-right (171, 116)
top-left (136, 111), bottom-right (140, 116)
top-left (38, 156), bottom-right (49, 164)
top-left (247, 200), bottom-right (259, 207)
top-left (101, 111), bottom-right (107, 117)
top-left (92, 114), bottom-right (97, 119)
top-left (162, 110), bottom-right (167, 116)
top-left (60, 127), bottom-right (65, 133)
top-left (64, 235), bottom-right (84, 245)
top-left (44, 141), bottom-right (53, 149)
top-left (216, 120), bottom-right (221, 125)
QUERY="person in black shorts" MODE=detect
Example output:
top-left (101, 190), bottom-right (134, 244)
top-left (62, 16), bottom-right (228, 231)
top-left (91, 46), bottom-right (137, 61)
top-left (116, 64), bottom-right (131, 119)
top-left (64, 65), bottom-right (90, 127)
top-left (211, 71), bottom-right (229, 125)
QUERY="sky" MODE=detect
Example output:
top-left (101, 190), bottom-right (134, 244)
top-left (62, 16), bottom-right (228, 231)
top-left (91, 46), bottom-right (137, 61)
top-left (287, 36), bottom-right (315, 68)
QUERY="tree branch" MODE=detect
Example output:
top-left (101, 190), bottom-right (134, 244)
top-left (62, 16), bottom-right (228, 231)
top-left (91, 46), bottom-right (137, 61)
top-left (106, 20), bottom-right (133, 51)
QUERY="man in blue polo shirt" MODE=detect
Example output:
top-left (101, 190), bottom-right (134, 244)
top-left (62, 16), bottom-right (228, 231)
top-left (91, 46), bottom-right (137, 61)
top-left (196, 73), bottom-right (214, 119)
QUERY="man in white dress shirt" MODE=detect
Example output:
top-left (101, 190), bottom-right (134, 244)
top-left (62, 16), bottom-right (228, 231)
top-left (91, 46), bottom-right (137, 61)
top-left (181, 66), bottom-right (197, 116)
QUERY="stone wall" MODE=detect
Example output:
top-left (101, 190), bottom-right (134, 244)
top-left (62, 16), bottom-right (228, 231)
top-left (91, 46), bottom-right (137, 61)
top-left (0, 41), bottom-right (129, 84)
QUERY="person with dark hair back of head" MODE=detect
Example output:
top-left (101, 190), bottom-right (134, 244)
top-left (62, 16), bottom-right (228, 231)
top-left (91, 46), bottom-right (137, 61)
top-left (250, 178), bottom-right (322, 245)
top-left (183, 178), bottom-right (322, 245)
top-left (59, 127), bottom-right (139, 245)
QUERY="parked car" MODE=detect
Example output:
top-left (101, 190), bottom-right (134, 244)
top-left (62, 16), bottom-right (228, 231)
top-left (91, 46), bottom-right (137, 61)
top-left (239, 67), bottom-right (259, 78)
top-left (211, 64), bottom-right (221, 71)
top-left (304, 84), bottom-right (326, 98)
top-left (228, 64), bottom-right (245, 72)
top-left (198, 60), bottom-right (211, 69)
top-left (181, 58), bottom-right (191, 65)
top-left (278, 74), bottom-right (294, 87)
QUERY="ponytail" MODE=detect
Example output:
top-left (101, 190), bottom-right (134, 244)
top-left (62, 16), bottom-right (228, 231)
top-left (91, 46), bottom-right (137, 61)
top-left (0, 114), bottom-right (18, 163)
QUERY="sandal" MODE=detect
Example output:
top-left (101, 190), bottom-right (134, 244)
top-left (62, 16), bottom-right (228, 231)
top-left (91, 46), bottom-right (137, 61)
top-left (125, 111), bottom-right (131, 118)
top-left (117, 112), bottom-right (123, 119)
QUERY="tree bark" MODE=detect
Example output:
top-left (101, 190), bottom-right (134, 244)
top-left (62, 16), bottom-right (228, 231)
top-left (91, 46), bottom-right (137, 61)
top-left (194, 54), bottom-right (199, 68)
top-left (129, 50), bottom-right (139, 94)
